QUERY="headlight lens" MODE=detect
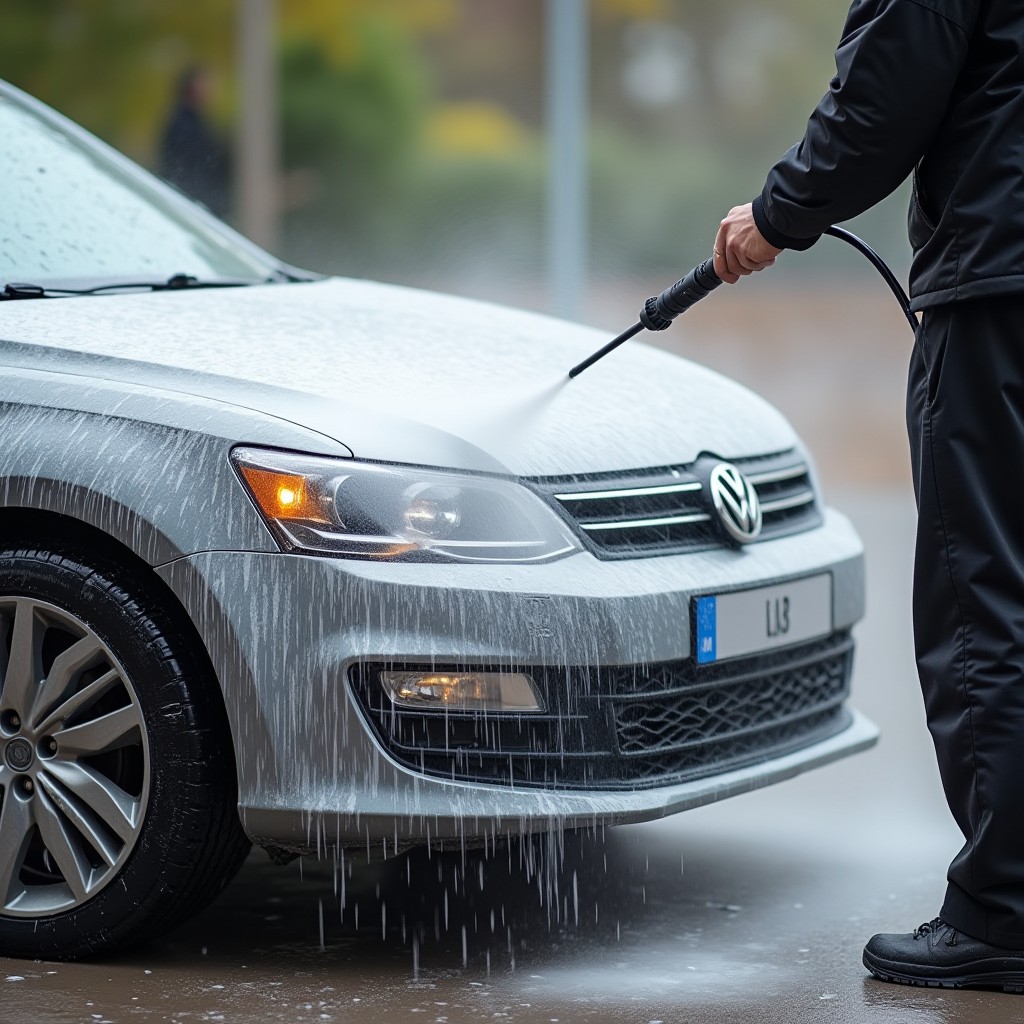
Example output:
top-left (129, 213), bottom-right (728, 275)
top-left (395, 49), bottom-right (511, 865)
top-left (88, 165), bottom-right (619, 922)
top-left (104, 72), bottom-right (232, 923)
top-left (232, 447), bottom-right (580, 564)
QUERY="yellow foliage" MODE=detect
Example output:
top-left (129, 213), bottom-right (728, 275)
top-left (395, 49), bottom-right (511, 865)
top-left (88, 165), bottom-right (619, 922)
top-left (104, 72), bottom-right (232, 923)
top-left (593, 0), bottom-right (669, 20)
top-left (426, 102), bottom-right (529, 157)
top-left (280, 0), bottom-right (456, 64)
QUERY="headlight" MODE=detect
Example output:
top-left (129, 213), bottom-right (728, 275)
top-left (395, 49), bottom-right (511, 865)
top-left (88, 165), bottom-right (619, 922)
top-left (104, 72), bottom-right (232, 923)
top-left (232, 447), bottom-right (580, 564)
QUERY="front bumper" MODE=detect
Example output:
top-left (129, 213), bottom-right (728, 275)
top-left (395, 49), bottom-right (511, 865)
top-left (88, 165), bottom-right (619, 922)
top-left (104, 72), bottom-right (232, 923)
top-left (244, 710), bottom-right (878, 852)
top-left (156, 507), bottom-right (873, 852)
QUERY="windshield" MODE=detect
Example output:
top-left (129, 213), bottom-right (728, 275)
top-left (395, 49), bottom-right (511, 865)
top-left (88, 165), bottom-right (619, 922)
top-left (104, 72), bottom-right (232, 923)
top-left (0, 91), bottom-right (279, 286)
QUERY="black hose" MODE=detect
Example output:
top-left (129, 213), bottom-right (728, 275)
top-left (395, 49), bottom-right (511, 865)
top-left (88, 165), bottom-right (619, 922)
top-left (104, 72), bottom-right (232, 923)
top-left (823, 225), bottom-right (918, 332)
top-left (567, 225), bottom-right (918, 379)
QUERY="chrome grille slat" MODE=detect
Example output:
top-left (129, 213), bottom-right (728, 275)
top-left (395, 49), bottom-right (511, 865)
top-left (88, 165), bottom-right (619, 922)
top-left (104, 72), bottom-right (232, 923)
top-left (759, 491), bottom-right (816, 514)
top-left (533, 449), bottom-right (822, 559)
top-left (555, 481), bottom-right (702, 502)
top-left (746, 465), bottom-right (810, 486)
top-left (580, 512), bottom-right (712, 532)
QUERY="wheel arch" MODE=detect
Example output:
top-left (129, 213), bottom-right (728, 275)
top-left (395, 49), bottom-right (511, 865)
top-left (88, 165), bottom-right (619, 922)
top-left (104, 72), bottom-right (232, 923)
top-left (0, 477), bottom-right (189, 566)
top-left (0, 506), bottom-right (256, 818)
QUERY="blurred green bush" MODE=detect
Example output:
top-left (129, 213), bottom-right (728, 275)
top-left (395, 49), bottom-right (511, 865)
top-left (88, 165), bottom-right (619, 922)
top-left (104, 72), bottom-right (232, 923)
top-left (276, 21), bottom-right (426, 273)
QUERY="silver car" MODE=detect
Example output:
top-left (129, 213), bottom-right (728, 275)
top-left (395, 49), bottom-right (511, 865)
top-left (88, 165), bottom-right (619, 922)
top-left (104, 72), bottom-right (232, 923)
top-left (0, 81), bottom-right (877, 959)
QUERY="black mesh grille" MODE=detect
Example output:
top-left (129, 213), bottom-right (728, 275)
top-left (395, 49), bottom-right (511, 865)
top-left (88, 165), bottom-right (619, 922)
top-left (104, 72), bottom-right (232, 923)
top-left (532, 449), bottom-right (821, 559)
top-left (349, 632), bottom-right (854, 790)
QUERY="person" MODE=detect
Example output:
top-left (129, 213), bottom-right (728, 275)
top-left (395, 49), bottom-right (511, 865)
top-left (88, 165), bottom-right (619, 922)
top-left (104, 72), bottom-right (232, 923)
top-left (159, 65), bottom-right (230, 219)
top-left (713, 0), bottom-right (1024, 993)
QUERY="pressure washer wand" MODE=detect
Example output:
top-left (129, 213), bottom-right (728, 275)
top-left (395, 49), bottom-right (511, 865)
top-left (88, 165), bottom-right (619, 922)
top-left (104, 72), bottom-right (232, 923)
top-left (568, 259), bottom-right (723, 378)
top-left (567, 225), bottom-right (917, 379)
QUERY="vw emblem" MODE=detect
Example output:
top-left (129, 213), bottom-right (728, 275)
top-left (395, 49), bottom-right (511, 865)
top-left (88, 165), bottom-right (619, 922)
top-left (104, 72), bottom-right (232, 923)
top-left (709, 463), bottom-right (762, 545)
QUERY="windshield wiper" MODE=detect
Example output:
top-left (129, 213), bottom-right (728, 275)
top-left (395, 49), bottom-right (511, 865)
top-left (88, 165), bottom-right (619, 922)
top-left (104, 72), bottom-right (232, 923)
top-left (1, 273), bottom-right (269, 300)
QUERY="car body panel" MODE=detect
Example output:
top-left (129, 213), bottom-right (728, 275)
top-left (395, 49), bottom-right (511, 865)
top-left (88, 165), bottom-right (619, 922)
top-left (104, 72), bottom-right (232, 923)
top-left (154, 509), bottom-right (865, 849)
top-left (0, 278), bottom-right (799, 477)
top-left (0, 364), bottom-right (345, 562)
top-left (242, 711), bottom-right (879, 850)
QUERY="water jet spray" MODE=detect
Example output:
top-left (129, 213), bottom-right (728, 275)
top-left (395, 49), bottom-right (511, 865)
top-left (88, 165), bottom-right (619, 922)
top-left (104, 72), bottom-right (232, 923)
top-left (567, 226), bottom-right (918, 379)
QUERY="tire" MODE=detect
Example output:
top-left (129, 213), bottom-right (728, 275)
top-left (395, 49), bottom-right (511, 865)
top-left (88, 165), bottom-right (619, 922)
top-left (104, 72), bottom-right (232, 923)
top-left (0, 539), bottom-right (250, 959)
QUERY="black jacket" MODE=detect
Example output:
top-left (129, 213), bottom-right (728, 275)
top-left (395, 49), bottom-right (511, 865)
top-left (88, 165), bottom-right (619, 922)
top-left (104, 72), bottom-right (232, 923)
top-left (752, 0), bottom-right (1023, 311)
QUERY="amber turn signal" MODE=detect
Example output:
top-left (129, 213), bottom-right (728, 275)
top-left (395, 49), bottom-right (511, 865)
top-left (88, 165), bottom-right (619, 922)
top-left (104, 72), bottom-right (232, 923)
top-left (238, 465), bottom-right (330, 523)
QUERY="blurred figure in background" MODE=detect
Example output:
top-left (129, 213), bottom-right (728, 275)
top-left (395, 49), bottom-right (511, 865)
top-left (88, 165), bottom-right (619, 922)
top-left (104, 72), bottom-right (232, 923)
top-left (159, 65), bottom-right (230, 218)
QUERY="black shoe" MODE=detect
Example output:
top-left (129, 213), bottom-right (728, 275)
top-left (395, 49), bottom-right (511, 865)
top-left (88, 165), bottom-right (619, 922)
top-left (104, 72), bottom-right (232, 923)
top-left (864, 918), bottom-right (1024, 993)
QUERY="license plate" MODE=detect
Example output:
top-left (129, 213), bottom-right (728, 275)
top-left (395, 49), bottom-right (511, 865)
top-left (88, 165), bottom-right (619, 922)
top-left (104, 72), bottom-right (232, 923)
top-left (693, 574), bottom-right (833, 665)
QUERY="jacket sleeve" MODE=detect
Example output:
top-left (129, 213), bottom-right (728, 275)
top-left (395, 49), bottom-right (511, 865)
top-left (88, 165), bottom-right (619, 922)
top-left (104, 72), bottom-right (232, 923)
top-left (753, 0), bottom-right (978, 251)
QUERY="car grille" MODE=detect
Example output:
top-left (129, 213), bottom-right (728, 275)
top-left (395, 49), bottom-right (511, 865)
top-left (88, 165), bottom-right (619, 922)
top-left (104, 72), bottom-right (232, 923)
top-left (349, 631), bottom-right (854, 790)
top-left (532, 449), bottom-right (820, 559)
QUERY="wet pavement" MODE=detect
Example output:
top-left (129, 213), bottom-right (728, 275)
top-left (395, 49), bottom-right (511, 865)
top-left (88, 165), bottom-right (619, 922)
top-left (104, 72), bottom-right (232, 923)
top-left (3, 488), bottom-right (1020, 1022)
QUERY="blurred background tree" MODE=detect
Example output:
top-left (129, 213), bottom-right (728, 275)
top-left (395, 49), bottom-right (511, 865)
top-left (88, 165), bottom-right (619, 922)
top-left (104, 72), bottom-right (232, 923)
top-left (1, 0), bottom-right (911, 303)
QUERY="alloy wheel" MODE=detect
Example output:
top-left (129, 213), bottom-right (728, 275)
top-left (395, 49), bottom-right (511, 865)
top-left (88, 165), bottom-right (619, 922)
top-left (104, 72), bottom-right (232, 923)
top-left (0, 596), bottom-right (149, 916)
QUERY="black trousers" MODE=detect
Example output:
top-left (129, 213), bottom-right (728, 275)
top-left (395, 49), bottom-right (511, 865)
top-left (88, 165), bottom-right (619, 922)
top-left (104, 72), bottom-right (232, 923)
top-left (909, 296), bottom-right (1024, 947)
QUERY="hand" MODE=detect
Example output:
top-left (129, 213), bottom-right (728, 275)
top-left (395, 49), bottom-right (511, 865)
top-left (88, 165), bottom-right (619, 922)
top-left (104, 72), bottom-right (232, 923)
top-left (713, 203), bottom-right (782, 284)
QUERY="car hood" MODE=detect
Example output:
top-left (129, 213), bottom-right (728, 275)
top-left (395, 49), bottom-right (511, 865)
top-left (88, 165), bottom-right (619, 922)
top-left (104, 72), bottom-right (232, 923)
top-left (0, 278), bottom-right (798, 476)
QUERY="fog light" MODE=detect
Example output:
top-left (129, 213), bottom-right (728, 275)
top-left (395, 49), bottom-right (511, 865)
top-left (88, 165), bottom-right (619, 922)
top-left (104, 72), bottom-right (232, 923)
top-left (380, 671), bottom-right (544, 712)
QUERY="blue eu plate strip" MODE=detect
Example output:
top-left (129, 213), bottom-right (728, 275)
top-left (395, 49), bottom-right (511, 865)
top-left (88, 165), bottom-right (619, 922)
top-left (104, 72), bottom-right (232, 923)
top-left (696, 596), bottom-right (717, 664)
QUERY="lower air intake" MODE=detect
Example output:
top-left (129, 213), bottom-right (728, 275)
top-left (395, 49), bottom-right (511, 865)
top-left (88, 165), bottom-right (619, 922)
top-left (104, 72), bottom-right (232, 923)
top-left (350, 632), bottom-right (854, 789)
